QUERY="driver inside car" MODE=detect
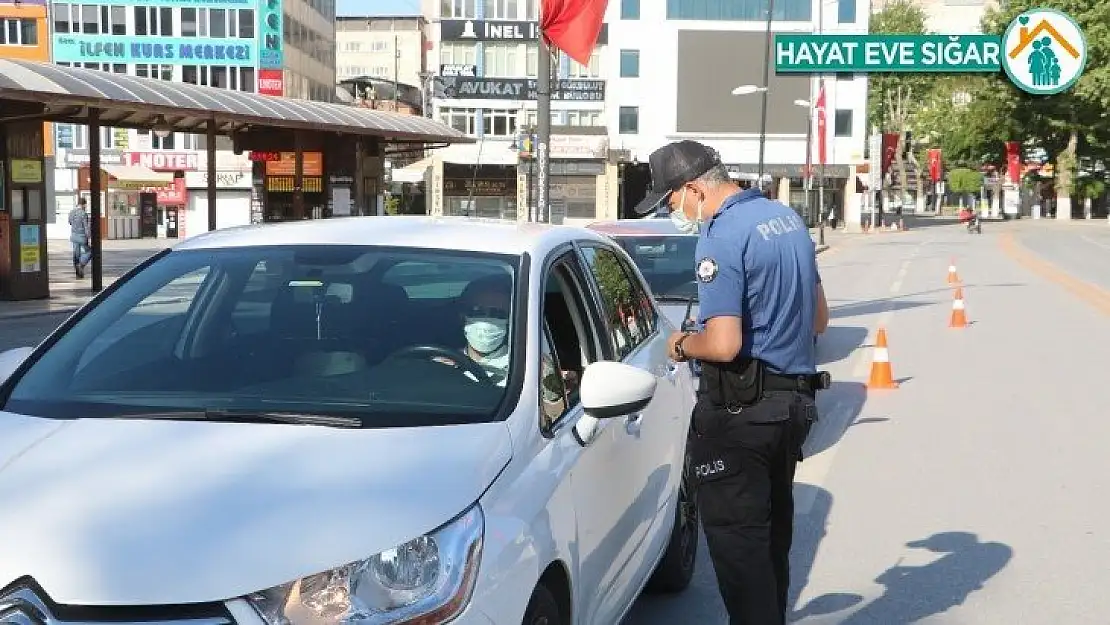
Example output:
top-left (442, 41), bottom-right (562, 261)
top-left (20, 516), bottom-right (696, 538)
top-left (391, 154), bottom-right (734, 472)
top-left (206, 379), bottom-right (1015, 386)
top-left (432, 273), bottom-right (513, 386)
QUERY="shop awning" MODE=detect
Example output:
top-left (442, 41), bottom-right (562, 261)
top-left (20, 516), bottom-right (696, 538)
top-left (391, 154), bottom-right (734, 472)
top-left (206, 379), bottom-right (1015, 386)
top-left (101, 164), bottom-right (174, 190)
top-left (391, 157), bottom-right (433, 184)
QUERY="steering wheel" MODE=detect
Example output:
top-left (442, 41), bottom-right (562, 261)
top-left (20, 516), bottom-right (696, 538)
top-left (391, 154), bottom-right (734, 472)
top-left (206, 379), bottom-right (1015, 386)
top-left (388, 344), bottom-right (496, 386)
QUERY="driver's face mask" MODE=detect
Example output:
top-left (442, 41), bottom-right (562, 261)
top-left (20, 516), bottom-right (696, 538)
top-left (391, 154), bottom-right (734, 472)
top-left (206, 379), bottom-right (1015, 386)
top-left (463, 303), bottom-right (509, 355)
top-left (669, 188), bottom-right (705, 235)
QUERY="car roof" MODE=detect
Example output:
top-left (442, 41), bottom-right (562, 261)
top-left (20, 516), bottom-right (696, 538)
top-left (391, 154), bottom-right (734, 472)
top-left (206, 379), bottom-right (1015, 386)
top-left (173, 216), bottom-right (614, 256)
top-left (586, 219), bottom-right (693, 237)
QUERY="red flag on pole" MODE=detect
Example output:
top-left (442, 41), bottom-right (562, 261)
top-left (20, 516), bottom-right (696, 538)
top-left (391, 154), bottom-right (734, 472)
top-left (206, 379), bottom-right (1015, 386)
top-left (540, 0), bottom-right (609, 66)
top-left (1005, 141), bottom-right (1022, 184)
top-left (816, 81), bottom-right (827, 166)
top-left (927, 148), bottom-right (942, 182)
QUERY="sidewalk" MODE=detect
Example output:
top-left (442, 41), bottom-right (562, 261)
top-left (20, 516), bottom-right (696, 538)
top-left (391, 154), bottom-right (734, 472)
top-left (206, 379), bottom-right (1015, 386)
top-left (0, 238), bottom-right (172, 320)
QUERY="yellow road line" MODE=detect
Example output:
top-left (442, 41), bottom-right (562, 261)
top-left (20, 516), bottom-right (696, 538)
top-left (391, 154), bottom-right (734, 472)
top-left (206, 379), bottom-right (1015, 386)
top-left (999, 233), bottom-right (1110, 316)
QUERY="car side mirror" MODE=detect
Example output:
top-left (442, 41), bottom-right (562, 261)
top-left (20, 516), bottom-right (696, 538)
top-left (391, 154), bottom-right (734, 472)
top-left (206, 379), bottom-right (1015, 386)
top-left (0, 347), bottom-right (35, 386)
top-left (580, 361), bottom-right (657, 419)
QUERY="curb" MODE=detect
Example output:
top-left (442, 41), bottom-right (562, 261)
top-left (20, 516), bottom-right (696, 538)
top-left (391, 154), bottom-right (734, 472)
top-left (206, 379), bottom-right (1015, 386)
top-left (0, 305), bottom-right (82, 321)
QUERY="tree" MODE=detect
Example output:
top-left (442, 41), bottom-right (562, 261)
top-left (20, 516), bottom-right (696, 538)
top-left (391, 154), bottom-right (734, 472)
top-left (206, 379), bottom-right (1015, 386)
top-left (980, 0), bottom-right (1110, 215)
top-left (868, 0), bottom-right (936, 206)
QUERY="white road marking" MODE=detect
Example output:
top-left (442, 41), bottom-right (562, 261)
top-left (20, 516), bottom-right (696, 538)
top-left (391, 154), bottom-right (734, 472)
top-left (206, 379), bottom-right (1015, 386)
top-left (1080, 234), bottom-right (1110, 251)
top-left (796, 242), bottom-right (925, 514)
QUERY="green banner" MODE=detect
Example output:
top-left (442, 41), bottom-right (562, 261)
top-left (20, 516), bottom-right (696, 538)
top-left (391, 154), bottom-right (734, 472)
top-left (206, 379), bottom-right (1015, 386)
top-left (775, 34), bottom-right (1003, 73)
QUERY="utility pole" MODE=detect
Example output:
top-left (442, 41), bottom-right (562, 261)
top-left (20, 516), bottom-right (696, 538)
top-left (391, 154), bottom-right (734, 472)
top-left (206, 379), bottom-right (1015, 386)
top-left (536, 37), bottom-right (552, 223)
top-left (816, 0), bottom-right (826, 245)
top-left (756, 0), bottom-right (777, 180)
top-left (392, 34), bottom-right (400, 110)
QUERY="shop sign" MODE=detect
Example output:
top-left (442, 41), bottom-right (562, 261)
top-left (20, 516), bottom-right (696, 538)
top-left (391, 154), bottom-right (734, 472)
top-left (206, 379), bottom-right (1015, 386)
top-left (439, 77), bottom-right (605, 101)
top-left (441, 19), bottom-right (607, 45)
top-left (53, 35), bottom-right (256, 66)
top-left (258, 69), bottom-right (284, 96)
top-left (128, 151), bottom-right (199, 171)
top-left (62, 149), bottom-right (125, 167)
top-left (184, 170), bottom-right (252, 189)
top-left (521, 135), bottom-right (608, 160)
top-left (258, 0), bottom-right (284, 71)
top-left (150, 178), bottom-right (187, 204)
top-left (10, 159), bottom-right (43, 184)
top-left (440, 64), bottom-right (476, 77)
top-left (443, 178), bottom-right (513, 197)
top-left (265, 152), bottom-right (323, 177)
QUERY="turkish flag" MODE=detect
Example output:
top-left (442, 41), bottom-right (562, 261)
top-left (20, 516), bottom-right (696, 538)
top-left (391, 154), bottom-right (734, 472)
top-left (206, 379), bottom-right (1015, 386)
top-left (816, 81), bottom-right (827, 166)
top-left (927, 149), bottom-right (942, 182)
top-left (881, 133), bottom-right (899, 174)
top-left (1005, 141), bottom-right (1022, 184)
top-left (541, 0), bottom-right (608, 66)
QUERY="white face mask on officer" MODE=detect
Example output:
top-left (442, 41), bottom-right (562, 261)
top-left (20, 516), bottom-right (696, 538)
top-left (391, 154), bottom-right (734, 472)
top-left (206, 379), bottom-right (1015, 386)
top-left (670, 188), bottom-right (705, 235)
top-left (464, 317), bottom-right (508, 354)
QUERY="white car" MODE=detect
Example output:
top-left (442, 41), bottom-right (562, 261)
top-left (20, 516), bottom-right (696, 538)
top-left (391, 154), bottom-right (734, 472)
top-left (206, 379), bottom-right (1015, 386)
top-left (0, 216), bottom-right (699, 625)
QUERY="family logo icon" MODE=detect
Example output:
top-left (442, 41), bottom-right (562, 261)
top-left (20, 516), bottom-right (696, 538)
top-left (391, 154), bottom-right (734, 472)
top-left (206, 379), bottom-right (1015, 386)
top-left (1002, 9), bottom-right (1087, 95)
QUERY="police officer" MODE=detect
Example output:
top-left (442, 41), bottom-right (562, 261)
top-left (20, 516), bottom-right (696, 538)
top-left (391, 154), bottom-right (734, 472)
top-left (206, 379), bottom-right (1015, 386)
top-left (634, 140), bottom-right (830, 625)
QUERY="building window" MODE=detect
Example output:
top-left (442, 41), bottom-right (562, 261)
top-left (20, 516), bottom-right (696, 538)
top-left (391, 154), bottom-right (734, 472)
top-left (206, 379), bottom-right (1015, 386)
top-left (110, 6), bottom-right (125, 35)
top-left (837, 0), bottom-right (856, 23)
top-left (0, 18), bottom-right (37, 45)
top-left (81, 5), bottom-right (97, 34)
top-left (619, 106), bottom-right (638, 134)
top-left (519, 109), bottom-right (558, 127)
top-left (837, 73), bottom-right (854, 81)
top-left (619, 50), bottom-right (639, 77)
top-left (621, 0), bottom-right (640, 19)
top-left (440, 0), bottom-right (477, 19)
top-left (483, 0), bottom-right (521, 19)
top-left (565, 51), bottom-right (601, 78)
top-left (666, 0), bottom-right (811, 21)
top-left (481, 109), bottom-right (519, 137)
top-left (526, 44), bottom-right (538, 77)
top-left (439, 107), bottom-right (478, 135)
top-left (566, 110), bottom-right (603, 126)
top-left (483, 43), bottom-right (522, 77)
top-left (834, 109), bottom-right (853, 137)
top-left (209, 9), bottom-right (226, 38)
top-left (182, 8), bottom-right (197, 36)
top-left (440, 42), bottom-right (478, 67)
top-left (136, 64), bottom-right (173, 80)
top-left (525, 0), bottom-right (538, 20)
top-left (238, 9), bottom-right (255, 38)
top-left (134, 6), bottom-right (172, 36)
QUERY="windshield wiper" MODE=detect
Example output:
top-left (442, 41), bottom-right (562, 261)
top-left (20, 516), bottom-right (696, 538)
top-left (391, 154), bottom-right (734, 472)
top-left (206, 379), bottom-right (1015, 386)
top-left (110, 409), bottom-right (363, 428)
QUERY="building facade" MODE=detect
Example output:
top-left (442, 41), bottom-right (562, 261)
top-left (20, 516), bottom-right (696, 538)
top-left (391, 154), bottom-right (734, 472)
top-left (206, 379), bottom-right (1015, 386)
top-left (401, 0), bottom-right (614, 223)
top-left (872, 0), bottom-right (998, 34)
top-left (607, 0), bottom-right (870, 220)
top-left (46, 0), bottom-right (336, 241)
top-left (336, 15), bottom-right (424, 90)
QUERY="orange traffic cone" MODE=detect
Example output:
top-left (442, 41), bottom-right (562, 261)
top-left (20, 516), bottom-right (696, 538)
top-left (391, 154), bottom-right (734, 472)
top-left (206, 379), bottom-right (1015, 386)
top-left (866, 327), bottom-right (898, 389)
top-left (949, 287), bottom-right (969, 328)
top-left (947, 258), bottom-right (961, 284)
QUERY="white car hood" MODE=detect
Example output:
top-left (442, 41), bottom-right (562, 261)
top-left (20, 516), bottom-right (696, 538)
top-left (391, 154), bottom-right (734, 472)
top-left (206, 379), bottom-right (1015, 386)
top-left (0, 412), bottom-right (512, 606)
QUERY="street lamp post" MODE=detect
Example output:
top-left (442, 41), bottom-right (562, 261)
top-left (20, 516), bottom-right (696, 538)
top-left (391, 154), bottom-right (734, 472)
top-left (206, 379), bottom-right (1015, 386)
top-left (794, 97), bottom-right (813, 230)
top-left (757, 0), bottom-right (777, 181)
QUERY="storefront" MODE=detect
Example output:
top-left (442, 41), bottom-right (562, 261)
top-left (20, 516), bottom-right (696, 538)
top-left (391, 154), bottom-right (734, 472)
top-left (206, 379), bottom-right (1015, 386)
top-left (260, 152), bottom-right (327, 221)
top-left (183, 170), bottom-right (251, 236)
top-left (77, 164), bottom-right (174, 240)
top-left (442, 163), bottom-right (516, 220)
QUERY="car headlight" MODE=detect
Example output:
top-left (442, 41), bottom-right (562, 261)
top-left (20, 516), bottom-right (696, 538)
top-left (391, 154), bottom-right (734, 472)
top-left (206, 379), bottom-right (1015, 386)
top-left (245, 505), bottom-right (483, 625)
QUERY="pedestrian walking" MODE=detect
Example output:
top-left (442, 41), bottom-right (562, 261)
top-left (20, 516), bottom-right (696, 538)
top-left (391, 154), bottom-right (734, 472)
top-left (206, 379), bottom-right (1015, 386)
top-left (68, 198), bottom-right (91, 279)
top-left (634, 140), bottom-right (831, 625)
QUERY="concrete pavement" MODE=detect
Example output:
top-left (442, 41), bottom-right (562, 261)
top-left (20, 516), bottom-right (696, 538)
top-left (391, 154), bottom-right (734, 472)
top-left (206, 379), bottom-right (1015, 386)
top-left (626, 218), bottom-right (1110, 623)
top-left (0, 238), bottom-right (171, 320)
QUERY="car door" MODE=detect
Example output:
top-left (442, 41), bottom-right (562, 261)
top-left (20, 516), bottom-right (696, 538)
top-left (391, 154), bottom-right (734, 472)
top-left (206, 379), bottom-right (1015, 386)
top-left (576, 243), bottom-right (689, 609)
top-left (537, 249), bottom-right (642, 625)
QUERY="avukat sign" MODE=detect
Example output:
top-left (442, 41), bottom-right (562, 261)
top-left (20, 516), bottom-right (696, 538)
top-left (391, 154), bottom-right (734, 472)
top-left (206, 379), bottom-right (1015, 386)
top-left (540, 0), bottom-right (609, 65)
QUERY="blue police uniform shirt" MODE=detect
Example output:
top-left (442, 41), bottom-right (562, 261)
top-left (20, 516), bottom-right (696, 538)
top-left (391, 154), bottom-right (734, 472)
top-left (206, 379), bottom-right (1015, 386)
top-left (694, 189), bottom-right (821, 375)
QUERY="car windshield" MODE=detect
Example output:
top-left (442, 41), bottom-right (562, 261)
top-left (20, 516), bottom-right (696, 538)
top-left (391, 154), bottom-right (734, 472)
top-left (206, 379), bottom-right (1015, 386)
top-left (615, 235), bottom-right (698, 301)
top-left (3, 245), bottom-right (521, 427)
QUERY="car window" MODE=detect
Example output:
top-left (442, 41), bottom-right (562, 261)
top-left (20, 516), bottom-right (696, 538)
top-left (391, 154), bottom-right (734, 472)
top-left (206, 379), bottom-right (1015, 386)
top-left (615, 235), bottom-right (699, 301)
top-left (539, 324), bottom-right (568, 431)
top-left (617, 253), bottom-right (658, 340)
top-left (4, 246), bottom-right (522, 428)
top-left (579, 245), bottom-right (649, 359)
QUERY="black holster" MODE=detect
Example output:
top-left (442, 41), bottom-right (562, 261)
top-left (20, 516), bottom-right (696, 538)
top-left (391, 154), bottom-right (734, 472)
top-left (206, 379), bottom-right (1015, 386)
top-left (700, 357), bottom-right (764, 409)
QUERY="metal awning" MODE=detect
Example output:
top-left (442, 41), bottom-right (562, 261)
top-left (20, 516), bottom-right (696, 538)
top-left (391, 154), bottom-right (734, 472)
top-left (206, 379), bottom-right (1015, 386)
top-left (0, 59), bottom-right (474, 145)
top-left (100, 164), bottom-right (173, 189)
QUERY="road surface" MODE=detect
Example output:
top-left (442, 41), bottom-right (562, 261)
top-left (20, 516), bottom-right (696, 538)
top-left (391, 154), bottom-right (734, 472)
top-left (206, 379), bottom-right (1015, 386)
top-left (2, 220), bottom-right (1108, 623)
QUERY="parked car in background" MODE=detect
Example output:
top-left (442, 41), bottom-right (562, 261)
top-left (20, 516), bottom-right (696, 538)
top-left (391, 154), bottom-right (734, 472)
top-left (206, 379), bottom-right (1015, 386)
top-left (0, 217), bottom-right (699, 625)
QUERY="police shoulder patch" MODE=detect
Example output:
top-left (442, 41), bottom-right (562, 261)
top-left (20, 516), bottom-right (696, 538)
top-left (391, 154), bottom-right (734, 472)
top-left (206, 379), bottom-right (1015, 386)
top-left (696, 257), bottom-right (718, 283)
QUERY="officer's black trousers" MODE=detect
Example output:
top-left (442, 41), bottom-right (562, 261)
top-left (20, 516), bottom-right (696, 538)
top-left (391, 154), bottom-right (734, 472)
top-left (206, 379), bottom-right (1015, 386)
top-left (690, 392), bottom-right (810, 625)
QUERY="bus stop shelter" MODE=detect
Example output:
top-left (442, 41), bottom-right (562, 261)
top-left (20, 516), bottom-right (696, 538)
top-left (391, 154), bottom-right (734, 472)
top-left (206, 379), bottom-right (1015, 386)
top-left (0, 58), bottom-right (472, 298)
